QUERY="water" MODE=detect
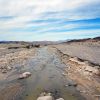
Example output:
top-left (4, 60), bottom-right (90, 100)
top-left (0, 47), bottom-right (85, 100)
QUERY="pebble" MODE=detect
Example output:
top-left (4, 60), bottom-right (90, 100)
top-left (62, 73), bottom-right (67, 76)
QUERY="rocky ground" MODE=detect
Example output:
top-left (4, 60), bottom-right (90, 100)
top-left (53, 40), bottom-right (100, 100)
top-left (0, 39), bottom-right (100, 100)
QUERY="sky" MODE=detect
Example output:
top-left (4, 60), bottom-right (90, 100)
top-left (0, 0), bottom-right (100, 41)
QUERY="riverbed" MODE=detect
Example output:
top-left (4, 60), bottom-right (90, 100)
top-left (0, 47), bottom-right (85, 100)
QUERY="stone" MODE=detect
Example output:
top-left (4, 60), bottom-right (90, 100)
top-left (37, 96), bottom-right (53, 100)
top-left (69, 57), bottom-right (85, 65)
top-left (7, 66), bottom-right (12, 70)
top-left (66, 81), bottom-right (77, 87)
top-left (85, 66), bottom-right (99, 74)
top-left (56, 98), bottom-right (64, 100)
top-left (19, 72), bottom-right (31, 79)
top-left (47, 93), bottom-right (52, 96)
top-left (62, 73), bottom-right (67, 76)
top-left (40, 92), bottom-right (46, 96)
top-left (2, 69), bottom-right (7, 73)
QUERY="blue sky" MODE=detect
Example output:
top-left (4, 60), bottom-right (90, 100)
top-left (0, 0), bottom-right (100, 41)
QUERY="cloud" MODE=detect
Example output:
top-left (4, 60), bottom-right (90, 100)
top-left (0, 29), bottom-right (100, 41)
top-left (0, 0), bottom-right (100, 41)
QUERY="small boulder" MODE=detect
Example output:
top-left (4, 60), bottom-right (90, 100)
top-left (7, 66), bottom-right (12, 70)
top-left (56, 98), bottom-right (64, 100)
top-left (2, 69), bottom-right (7, 73)
top-left (19, 72), bottom-right (31, 79)
top-left (37, 92), bottom-right (53, 100)
top-left (62, 73), bottom-right (67, 76)
top-left (40, 92), bottom-right (46, 96)
top-left (65, 81), bottom-right (77, 87)
top-left (85, 66), bottom-right (99, 74)
top-left (37, 96), bottom-right (53, 100)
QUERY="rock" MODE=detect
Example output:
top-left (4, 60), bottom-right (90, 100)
top-left (37, 92), bottom-right (53, 100)
top-left (94, 95), bottom-right (100, 97)
top-left (65, 81), bottom-right (77, 87)
top-left (40, 92), bottom-right (46, 96)
top-left (85, 66), bottom-right (99, 74)
top-left (37, 96), bottom-right (53, 100)
top-left (47, 93), bottom-right (52, 96)
top-left (19, 72), bottom-right (31, 79)
top-left (73, 57), bottom-right (79, 61)
top-left (2, 69), bottom-right (7, 73)
top-left (95, 66), bottom-right (100, 69)
top-left (80, 91), bottom-right (87, 93)
top-left (84, 61), bottom-right (90, 65)
top-left (7, 66), bottom-right (12, 70)
top-left (69, 57), bottom-right (85, 65)
top-left (62, 73), bottom-right (67, 76)
top-left (56, 98), bottom-right (64, 100)
top-left (65, 85), bottom-right (69, 87)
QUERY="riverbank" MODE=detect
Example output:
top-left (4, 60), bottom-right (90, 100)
top-left (0, 39), bottom-right (100, 100)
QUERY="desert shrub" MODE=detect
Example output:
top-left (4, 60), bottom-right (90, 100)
top-left (8, 47), bottom-right (19, 49)
top-left (34, 44), bottom-right (40, 48)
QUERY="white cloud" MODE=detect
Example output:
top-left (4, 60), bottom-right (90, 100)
top-left (0, 29), bottom-right (100, 41)
top-left (0, 0), bottom-right (99, 17)
top-left (0, 0), bottom-right (100, 40)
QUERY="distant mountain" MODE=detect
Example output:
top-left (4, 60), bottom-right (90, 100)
top-left (0, 40), bottom-right (59, 45)
top-left (0, 41), bottom-right (28, 44)
top-left (93, 36), bottom-right (100, 40)
top-left (66, 36), bottom-right (100, 43)
top-left (0, 36), bottom-right (100, 44)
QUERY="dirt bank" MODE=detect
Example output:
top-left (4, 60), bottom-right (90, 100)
top-left (53, 42), bottom-right (100, 100)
